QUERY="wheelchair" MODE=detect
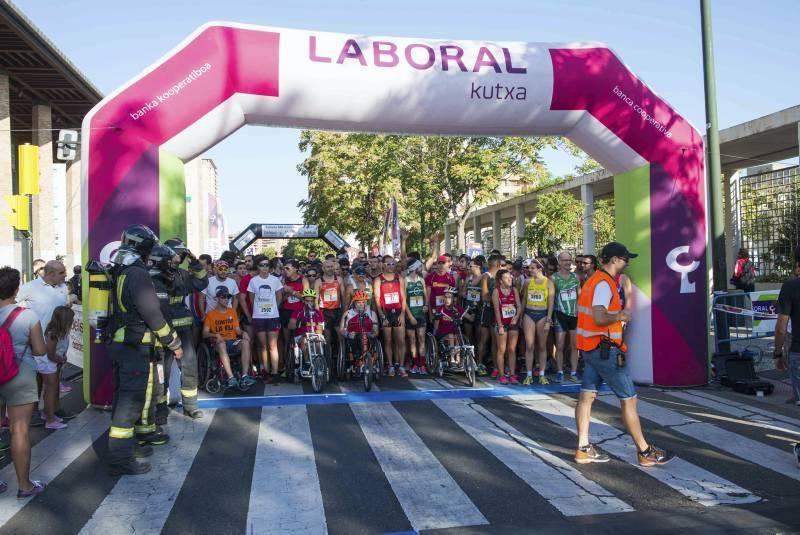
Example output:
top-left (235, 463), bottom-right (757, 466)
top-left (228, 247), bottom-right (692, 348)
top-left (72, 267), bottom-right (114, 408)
top-left (337, 330), bottom-right (385, 392)
top-left (286, 332), bottom-right (332, 393)
top-left (425, 318), bottom-right (478, 387)
top-left (197, 338), bottom-right (252, 394)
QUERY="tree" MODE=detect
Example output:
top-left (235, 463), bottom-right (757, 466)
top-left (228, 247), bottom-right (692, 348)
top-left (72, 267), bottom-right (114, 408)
top-left (592, 198), bottom-right (616, 252)
top-left (282, 238), bottom-right (332, 260)
top-left (260, 246), bottom-right (278, 258)
top-left (523, 191), bottom-right (583, 256)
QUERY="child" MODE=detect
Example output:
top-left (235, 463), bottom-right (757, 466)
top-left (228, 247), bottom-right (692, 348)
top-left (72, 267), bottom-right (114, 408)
top-left (339, 290), bottom-right (379, 372)
top-left (288, 289), bottom-right (325, 372)
top-left (41, 306), bottom-right (75, 429)
top-left (202, 287), bottom-right (254, 389)
top-left (433, 287), bottom-right (473, 366)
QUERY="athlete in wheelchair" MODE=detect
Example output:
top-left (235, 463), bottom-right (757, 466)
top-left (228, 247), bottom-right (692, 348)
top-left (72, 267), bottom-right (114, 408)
top-left (200, 286), bottom-right (256, 393)
top-left (287, 289), bottom-right (330, 392)
top-left (338, 290), bottom-right (383, 390)
top-left (429, 286), bottom-right (478, 386)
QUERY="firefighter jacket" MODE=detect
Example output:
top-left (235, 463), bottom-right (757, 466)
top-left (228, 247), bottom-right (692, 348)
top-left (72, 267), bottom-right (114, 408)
top-left (151, 260), bottom-right (208, 332)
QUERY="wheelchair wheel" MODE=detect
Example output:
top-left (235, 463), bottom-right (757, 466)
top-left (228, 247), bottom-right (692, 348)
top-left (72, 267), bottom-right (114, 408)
top-left (205, 377), bottom-right (221, 394)
top-left (374, 339), bottom-right (385, 383)
top-left (464, 348), bottom-right (477, 387)
top-left (311, 355), bottom-right (327, 393)
top-left (197, 344), bottom-right (212, 388)
top-left (425, 333), bottom-right (438, 374)
top-left (284, 339), bottom-right (296, 384)
top-left (323, 342), bottom-right (334, 383)
top-left (363, 352), bottom-right (372, 392)
top-left (337, 334), bottom-right (347, 381)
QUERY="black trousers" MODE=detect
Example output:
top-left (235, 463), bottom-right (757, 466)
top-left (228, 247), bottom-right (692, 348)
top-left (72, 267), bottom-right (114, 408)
top-left (156, 329), bottom-right (199, 422)
top-left (108, 343), bottom-right (157, 465)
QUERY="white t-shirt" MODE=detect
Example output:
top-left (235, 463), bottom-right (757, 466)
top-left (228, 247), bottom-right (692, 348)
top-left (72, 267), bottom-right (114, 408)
top-left (592, 281), bottom-right (612, 309)
top-left (248, 274), bottom-right (283, 319)
top-left (204, 277), bottom-right (239, 313)
top-left (16, 278), bottom-right (69, 331)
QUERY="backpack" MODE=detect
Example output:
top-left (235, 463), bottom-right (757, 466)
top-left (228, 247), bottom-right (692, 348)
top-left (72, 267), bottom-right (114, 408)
top-left (737, 259), bottom-right (755, 286)
top-left (0, 307), bottom-right (25, 385)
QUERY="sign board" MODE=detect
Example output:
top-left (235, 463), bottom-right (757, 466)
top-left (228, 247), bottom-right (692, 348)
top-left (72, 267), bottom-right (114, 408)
top-left (467, 242), bottom-right (484, 258)
top-left (67, 304), bottom-right (84, 368)
top-left (56, 129), bottom-right (79, 161)
top-left (233, 228), bottom-right (257, 252)
top-left (749, 290), bottom-right (779, 336)
top-left (324, 229), bottom-right (347, 251)
top-left (261, 224), bottom-right (318, 238)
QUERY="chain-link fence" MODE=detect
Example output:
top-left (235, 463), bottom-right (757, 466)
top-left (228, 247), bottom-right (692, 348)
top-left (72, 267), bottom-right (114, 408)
top-left (735, 165), bottom-right (799, 277)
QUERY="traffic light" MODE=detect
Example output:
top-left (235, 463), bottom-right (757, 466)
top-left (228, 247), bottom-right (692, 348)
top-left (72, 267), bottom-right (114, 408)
top-left (5, 194), bottom-right (29, 231)
top-left (18, 144), bottom-right (39, 195)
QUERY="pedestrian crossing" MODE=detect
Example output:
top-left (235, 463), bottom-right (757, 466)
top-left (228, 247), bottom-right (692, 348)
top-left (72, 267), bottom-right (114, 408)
top-left (0, 377), bottom-right (798, 534)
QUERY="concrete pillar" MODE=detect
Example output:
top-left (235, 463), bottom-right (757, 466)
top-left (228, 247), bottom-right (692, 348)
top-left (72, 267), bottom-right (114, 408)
top-left (0, 74), bottom-right (14, 266)
top-left (472, 214), bottom-right (481, 251)
top-left (492, 210), bottom-right (502, 254)
top-left (65, 157), bottom-right (82, 269)
top-left (31, 104), bottom-right (55, 261)
top-left (443, 222), bottom-right (451, 253)
top-left (515, 202), bottom-right (527, 259)
top-left (580, 184), bottom-right (595, 254)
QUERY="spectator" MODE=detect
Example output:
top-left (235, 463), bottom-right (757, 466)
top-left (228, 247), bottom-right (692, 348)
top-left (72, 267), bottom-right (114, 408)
top-left (773, 245), bottom-right (800, 467)
top-left (31, 259), bottom-right (45, 280)
top-left (39, 306), bottom-right (74, 429)
top-left (68, 265), bottom-right (82, 304)
top-left (0, 266), bottom-right (48, 497)
top-left (17, 261), bottom-right (69, 332)
top-left (732, 247), bottom-right (757, 292)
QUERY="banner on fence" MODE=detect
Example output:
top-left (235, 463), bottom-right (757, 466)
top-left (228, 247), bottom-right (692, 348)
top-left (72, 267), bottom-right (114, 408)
top-left (67, 304), bottom-right (84, 368)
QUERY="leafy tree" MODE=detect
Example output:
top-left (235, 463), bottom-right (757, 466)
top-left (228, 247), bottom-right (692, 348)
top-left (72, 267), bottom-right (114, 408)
top-left (260, 246), bottom-right (278, 258)
top-left (523, 191), bottom-right (583, 256)
top-left (282, 238), bottom-right (332, 260)
top-left (592, 198), bottom-right (616, 252)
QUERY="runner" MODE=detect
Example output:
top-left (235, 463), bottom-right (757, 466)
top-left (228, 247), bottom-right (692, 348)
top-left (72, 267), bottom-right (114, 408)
top-left (462, 258), bottom-right (486, 375)
top-left (346, 265), bottom-right (373, 310)
top-left (404, 260), bottom-right (428, 374)
top-left (279, 259), bottom-right (309, 369)
top-left (201, 260), bottom-right (240, 317)
top-left (374, 256), bottom-right (406, 377)
top-left (492, 268), bottom-right (522, 385)
top-left (553, 252), bottom-right (581, 383)
top-left (247, 257), bottom-right (283, 382)
top-left (426, 255), bottom-right (456, 322)
top-left (315, 258), bottom-right (345, 353)
top-left (521, 258), bottom-right (555, 385)
top-left (480, 254), bottom-right (502, 377)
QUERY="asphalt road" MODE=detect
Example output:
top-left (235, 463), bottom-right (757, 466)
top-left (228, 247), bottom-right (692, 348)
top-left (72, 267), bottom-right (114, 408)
top-left (0, 370), bottom-right (798, 535)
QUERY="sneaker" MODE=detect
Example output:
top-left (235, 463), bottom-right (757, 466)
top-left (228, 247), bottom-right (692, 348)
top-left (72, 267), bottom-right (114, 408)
top-left (554, 371), bottom-right (564, 384)
top-left (17, 481), bottom-right (47, 498)
top-left (538, 375), bottom-right (550, 386)
top-left (499, 375), bottom-right (509, 385)
top-left (477, 364), bottom-right (488, 376)
top-left (398, 366), bottom-right (408, 377)
top-left (490, 368), bottom-right (500, 379)
top-left (418, 366), bottom-right (428, 375)
top-left (794, 443), bottom-right (800, 468)
top-left (509, 375), bottom-right (520, 385)
top-left (240, 375), bottom-right (257, 387)
top-left (388, 366), bottom-right (396, 377)
top-left (30, 413), bottom-right (45, 427)
top-left (575, 444), bottom-right (610, 464)
top-left (567, 373), bottom-right (580, 383)
top-left (55, 409), bottom-right (76, 420)
top-left (522, 375), bottom-right (533, 386)
top-left (410, 366), bottom-right (419, 375)
top-left (45, 420), bottom-right (68, 430)
top-left (59, 383), bottom-right (73, 394)
top-left (638, 444), bottom-right (675, 467)
top-left (108, 461), bottom-right (151, 476)
top-left (225, 376), bottom-right (239, 389)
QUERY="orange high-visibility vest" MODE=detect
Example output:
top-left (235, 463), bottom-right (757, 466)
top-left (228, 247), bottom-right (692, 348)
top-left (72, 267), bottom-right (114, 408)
top-left (576, 270), bottom-right (627, 352)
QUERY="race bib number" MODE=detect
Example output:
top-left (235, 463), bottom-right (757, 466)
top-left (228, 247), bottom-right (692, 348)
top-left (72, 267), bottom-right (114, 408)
top-left (528, 291), bottom-right (545, 303)
top-left (323, 288), bottom-right (338, 303)
top-left (466, 288), bottom-right (481, 302)
top-left (501, 304), bottom-right (516, 319)
top-left (409, 295), bottom-right (424, 308)
top-left (435, 295), bottom-right (444, 307)
top-left (287, 295), bottom-right (300, 304)
top-left (384, 291), bottom-right (400, 305)
top-left (559, 288), bottom-right (577, 302)
top-left (259, 302), bottom-right (273, 314)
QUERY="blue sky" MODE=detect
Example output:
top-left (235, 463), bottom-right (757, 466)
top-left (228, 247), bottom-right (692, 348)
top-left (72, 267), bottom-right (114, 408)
top-left (14, 0), bottom-right (800, 235)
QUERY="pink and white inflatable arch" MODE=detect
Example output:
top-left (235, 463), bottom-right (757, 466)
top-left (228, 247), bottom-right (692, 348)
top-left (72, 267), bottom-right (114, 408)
top-left (82, 23), bottom-right (707, 404)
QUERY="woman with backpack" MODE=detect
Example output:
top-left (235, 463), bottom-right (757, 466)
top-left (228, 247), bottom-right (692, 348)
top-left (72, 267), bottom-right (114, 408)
top-left (732, 248), bottom-right (757, 293)
top-left (0, 267), bottom-right (47, 497)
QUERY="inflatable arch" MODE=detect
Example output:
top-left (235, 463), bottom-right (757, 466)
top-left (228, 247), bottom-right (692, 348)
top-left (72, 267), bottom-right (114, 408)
top-left (82, 23), bottom-right (707, 404)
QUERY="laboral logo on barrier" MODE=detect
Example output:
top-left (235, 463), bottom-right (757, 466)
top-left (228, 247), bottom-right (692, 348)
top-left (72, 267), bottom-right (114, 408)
top-left (751, 290), bottom-right (779, 335)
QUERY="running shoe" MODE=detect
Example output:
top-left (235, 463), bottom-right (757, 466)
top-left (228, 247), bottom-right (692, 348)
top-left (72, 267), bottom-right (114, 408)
top-left (522, 375), bottom-right (533, 386)
top-left (638, 444), bottom-right (675, 467)
top-left (44, 420), bottom-right (68, 430)
top-left (240, 375), bottom-right (257, 387)
top-left (477, 363), bottom-right (488, 376)
top-left (567, 373), bottom-right (580, 383)
top-left (225, 376), bottom-right (239, 389)
top-left (388, 366), bottom-right (396, 377)
top-left (17, 481), bottom-right (47, 498)
top-left (490, 368), bottom-right (500, 379)
top-left (575, 444), bottom-right (610, 464)
top-left (499, 375), bottom-right (509, 385)
top-left (509, 375), bottom-right (520, 385)
top-left (554, 371), bottom-right (564, 383)
top-left (538, 375), bottom-right (550, 386)
top-left (410, 366), bottom-right (419, 375)
top-left (398, 366), bottom-right (408, 377)
top-left (418, 366), bottom-right (428, 375)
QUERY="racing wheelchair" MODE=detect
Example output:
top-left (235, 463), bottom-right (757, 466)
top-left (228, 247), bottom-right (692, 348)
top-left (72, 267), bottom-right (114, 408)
top-left (286, 332), bottom-right (333, 393)
top-left (337, 327), bottom-right (385, 392)
top-left (425, 313), bottom-right (478, 387)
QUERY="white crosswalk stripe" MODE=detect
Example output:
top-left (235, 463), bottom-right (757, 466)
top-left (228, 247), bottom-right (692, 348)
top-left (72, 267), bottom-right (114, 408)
top-left (247, 405), bottom-right (327, 535)
top-left (514, 393), bottom-right (762, 506)
top-left (80, 410), bottom-right (216, 534)
top-left (349, 401), bottom-right (489, 531)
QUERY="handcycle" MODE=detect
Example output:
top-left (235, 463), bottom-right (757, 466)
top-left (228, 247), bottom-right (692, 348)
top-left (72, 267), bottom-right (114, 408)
top-left (286, 332), bottom-right (332, 393)
top-left (337, 320), bottom-right (385, 392)
top-left (425, 313), bottom-right (478, 387)
top-left (197, 338), bottom-right (252, 394)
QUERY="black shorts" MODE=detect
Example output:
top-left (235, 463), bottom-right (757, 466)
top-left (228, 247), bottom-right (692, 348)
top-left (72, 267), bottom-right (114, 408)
top-left (382, 308), bottom-right (402, 328)
top-left (323, 309), bottom-right (342, 330)
top-left (406, 314), bottom-right (427, 330)
top-left (554, 310), bottom-right (578, 332)
top-left (480, 303), bottom-right (495, 328)
top-left (279, 308), bottom-right (294, 328)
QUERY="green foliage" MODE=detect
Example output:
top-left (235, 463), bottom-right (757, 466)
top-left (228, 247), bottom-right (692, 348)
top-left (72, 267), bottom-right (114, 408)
top-left (593, 198), bottom-right (616, 253)
top-left (281, 238), bottom-right (331, 260)
top-left (523, 191), bottom-right (583, 256)
top-left (260, 246), bottom-right (278, 259)
top-left (755, 272), bottom-right (790, 283)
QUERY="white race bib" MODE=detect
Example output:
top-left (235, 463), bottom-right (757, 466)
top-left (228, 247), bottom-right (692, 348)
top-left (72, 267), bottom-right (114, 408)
top-left (384, 291), bottom-right (400, 305)
top-left (409, 295), bottom-right (424, 308)
top-left (559, 288), bottom-right (577, 302)
top-left (259, 302), bottom-right (273, 314)
top-left (501, 304), bottom-right (516, 319)
top-left (435, 295), bottom-right (444, 307)
top-left (466, 288), bottom-right (481, 302)
top-left (287, 295), bottom-right (300, 304)
top-left (528, 291), bottom-right (544, 303)
top-left (323, 288), bottom-right (338, 303)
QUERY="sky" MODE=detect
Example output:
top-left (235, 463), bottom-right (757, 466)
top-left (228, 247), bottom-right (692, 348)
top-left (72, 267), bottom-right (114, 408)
top-left (13, 0), bottom-right (800, 236)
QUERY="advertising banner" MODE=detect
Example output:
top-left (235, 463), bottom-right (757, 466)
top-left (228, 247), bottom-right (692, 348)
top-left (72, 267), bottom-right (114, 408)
top-left (749, 290), bottom-right (780, 336)
top-left (261, 224), bottom-right (318, 238)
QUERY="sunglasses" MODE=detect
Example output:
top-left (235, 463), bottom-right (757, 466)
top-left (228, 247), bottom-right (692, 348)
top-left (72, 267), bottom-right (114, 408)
top-left (306, 273), bottom-right (318, 278)
top-left (258, 262), bottom-right (269, 267)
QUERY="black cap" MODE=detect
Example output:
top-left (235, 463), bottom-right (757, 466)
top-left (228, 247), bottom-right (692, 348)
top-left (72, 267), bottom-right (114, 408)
top-left (215, 286), bottom-right (231, 298)
top-left (600, 242), bottom-right (638, 262)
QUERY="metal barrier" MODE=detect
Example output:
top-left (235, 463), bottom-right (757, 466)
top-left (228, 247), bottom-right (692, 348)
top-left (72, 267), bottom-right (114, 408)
top-left (712, 291), bottom-right (777, 362)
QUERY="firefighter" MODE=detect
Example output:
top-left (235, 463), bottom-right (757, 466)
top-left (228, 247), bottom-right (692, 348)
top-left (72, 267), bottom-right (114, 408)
top-left (152, 239), bottom-right (208, 422)
top-left (107, 225), bottom-right (182, 476)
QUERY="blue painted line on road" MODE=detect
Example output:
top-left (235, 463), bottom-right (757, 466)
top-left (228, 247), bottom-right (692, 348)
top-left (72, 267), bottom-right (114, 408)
top-left (197, 383), bottom-right (611, 410)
